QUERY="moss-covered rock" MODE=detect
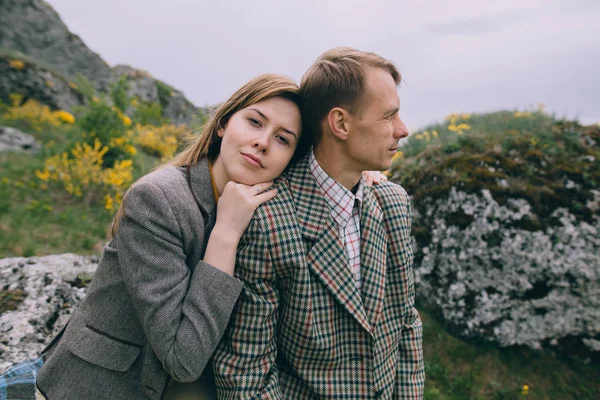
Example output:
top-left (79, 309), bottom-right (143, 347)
top-left (390, 111), bottom-right (600, 358)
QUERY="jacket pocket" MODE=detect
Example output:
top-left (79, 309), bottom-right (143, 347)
top-left (68, 324), bottom-right (143, 372)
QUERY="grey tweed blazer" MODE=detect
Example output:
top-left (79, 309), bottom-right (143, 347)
top-left (36, 159), bottom-right (243, 400)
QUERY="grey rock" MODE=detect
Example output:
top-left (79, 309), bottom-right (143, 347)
top-left (414, 187), bottom-right (600, 356)
top-left (0, 0), bottom-right (115, 91)
top-left (0, 254), bottom-right (98, 371)
top-left (0, 126), bottom-right (41, 153)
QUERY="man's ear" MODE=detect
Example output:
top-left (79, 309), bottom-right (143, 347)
top-left (326, 107), bottom-right (350, 141)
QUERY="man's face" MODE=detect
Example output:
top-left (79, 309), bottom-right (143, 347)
top-left (346, 68), bottom-right (408, 172)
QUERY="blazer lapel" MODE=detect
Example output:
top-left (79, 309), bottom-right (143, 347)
top-left (286, 155), bottom-right (371, 334)
top-left (186, 159), bottom-right (217, 226)
top-left (358, 188), bottom-right (387, 330)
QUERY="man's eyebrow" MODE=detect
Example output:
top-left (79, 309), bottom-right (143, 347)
top-left (384, 107), bottom-right (399, 116)
top-left (248, 108), bottom-right (298, 139)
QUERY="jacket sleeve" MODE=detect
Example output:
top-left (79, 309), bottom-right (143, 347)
top-left (391, 195), bottom-right (425, 399)
top-left (117, 181), bottom-right (243, 382)
top-left (212, 217), bottom-right (283, 400)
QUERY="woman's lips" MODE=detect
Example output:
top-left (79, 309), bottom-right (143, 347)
top-left (241, 153), bottom-right (264, 168)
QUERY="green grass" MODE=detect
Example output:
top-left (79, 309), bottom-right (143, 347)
top-left (0, 116), bottom-right (162, 257)
top-left (420, 307), bottom-right (600, 399)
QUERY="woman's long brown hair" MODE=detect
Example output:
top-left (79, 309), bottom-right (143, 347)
top-left (110, 74), bottom-right (310, 237)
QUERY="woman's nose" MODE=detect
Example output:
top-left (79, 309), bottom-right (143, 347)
top-left (251, 133), bottom-right (269, 152)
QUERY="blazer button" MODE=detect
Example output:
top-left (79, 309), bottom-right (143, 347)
top-left (374, 388), bottom-right (384, 398)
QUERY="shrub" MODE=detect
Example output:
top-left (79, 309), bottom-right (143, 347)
top-left (110, 74), bottom-right (130, 113)
top-left (35, 139), bottom-right (133, 212)
top-left (135, 124), bottom-right (188, 160)
top-left (2, 94), bottom-right (73, 132)
top-left (133, 100), bottom-right (168, 126)
top-left (76, 98), bottom-right (133, 166)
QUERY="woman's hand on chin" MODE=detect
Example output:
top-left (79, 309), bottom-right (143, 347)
top-left (362, 171), bottom-right (388, 187)
top-left (214, 180), bottom-right (277, 240)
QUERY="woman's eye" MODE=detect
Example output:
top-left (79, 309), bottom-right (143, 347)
top-left (249, 118), bottom-right (261, 127)
top-left (276, 135), bottom-right (290, 145)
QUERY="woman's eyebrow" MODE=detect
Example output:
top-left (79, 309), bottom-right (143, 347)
top-left (247, 108), bottom-right (268, 120)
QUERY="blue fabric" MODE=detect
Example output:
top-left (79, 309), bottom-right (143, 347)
top-left (0, 357), bottom-right (44, 400)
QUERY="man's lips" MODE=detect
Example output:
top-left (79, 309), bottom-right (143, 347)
top-left (241, 152), bottom-right (264, 168)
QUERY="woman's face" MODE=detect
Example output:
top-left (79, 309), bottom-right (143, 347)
top-left (214, 96), bottom-right (301, 186)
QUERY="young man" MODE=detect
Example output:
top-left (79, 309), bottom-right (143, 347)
top-left (213, 47), bottom-right (424, 399)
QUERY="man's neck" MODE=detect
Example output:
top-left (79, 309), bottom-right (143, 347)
top-left (313, 144), bottom-right (362, 191)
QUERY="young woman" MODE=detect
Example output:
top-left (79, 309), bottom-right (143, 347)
top-left (35, 74), bottom-right (310, 400)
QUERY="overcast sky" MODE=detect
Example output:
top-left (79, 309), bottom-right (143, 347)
top-left (46, 0), bottom-right (599, 131)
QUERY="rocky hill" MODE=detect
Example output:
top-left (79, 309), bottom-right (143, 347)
top-left (0, 0), bottom-right (201, 124)
top-left (389, 111), bottom-right (600, 360)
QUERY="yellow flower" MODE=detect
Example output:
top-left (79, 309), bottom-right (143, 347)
top-left (521, 384), bottom-right (529, 396)
top-left (2, 177), bottom-right (9, 184)
top-left (414, 134), bottom-right (424, 140)
top-left (68, 81), bottom-right (78, 89)
top-left (392, 151), bottom-right (404, 161)
top-left (9, 59), bottom-right (25, 70)
top-left (45, 80), bottom-right (55, 88)
top-left (105, 195), bottom-right (114, 211)
top-left (56, 110), bottom-right (75, 124)
top-left (382, 170), bottom-right (391, 177)
top-left (456, 123), bottom-right (471, 130)
top-left (531, 138), bottom-right (537, 146)
top-left (461, 113), bottom-right (471, 120)
top-left (514, 111), bottom-right (532, 118)
top-left (432, 130), bottom-right (439, 138)
top-left (448, 124), bottom-right (457, 132)
top-left (122, 115), bottom-right (132, 127)
top-left (35, 169), bottom-right (50, 182)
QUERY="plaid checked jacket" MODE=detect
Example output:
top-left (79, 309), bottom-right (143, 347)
top-left (213, 154), bottom-right (425, 399)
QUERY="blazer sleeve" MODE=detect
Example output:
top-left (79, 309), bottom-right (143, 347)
top-left (390, 195), bottom-right (425, 399)
top-left (212, 217), bottom-right (283, 400)
top-left (117, 181), bottom-right (243, 382)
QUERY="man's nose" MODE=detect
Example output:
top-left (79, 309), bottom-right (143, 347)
top-left (394, 117), bottom-right (409, 139)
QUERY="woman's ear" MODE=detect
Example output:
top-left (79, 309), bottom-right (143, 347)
top-left (327, 107), bottom-right (350, 141)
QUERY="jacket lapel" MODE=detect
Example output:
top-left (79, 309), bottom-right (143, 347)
top-left (186, 159), bottom-right (217, 226)
top-left (358, 188), bottom-right (387, 330)
top-left (286, 155), bottom-right (371, 334)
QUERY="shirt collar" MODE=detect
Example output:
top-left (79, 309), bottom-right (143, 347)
top-left (309, 151), bottom-right (364, 227)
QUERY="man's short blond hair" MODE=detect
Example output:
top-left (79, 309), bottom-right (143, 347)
top-left (299, 47), bottom-right (401, 144)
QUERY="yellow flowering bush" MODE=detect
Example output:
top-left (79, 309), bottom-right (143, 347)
top-left (135, 124), bottom-right (188, 160)
top-left (3, 94), bottom-right (61, 132)
top-left (56, 110), bottom-right (75, 124)
top-left (3, 94), bottom-right (76, 132)
top-left (35, 139), bottom-right (133, 211)
top-left (9, 59), bottom-right (25, 70)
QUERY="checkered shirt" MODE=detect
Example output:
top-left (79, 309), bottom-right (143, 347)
top-left (309, 151), bottom-right (364, 291)
top-left (0, 356), bottom-right (44, 400)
